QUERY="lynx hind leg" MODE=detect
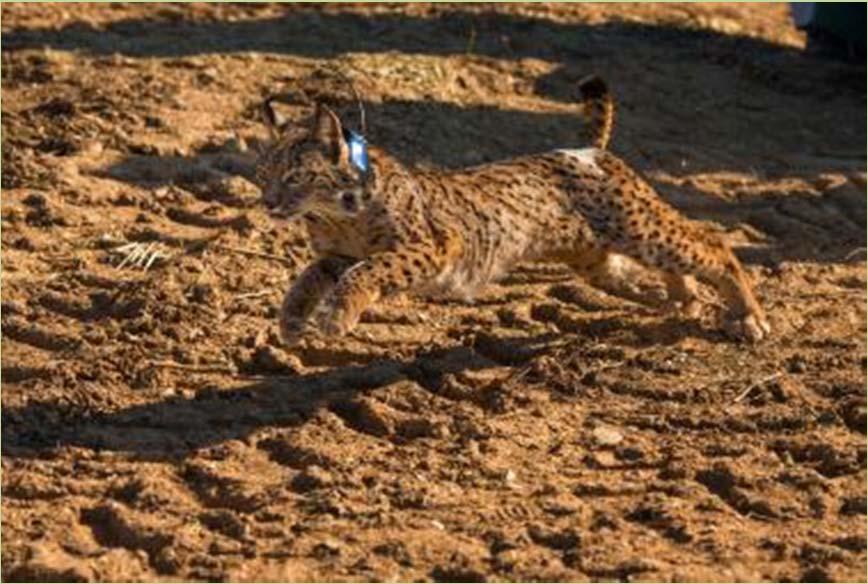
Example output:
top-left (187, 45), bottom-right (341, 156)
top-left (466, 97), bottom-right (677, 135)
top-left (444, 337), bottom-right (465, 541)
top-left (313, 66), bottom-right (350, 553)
top-left (629, 233), bottom-right (770, 342)
top-left (662, 272), bottom-right (703, 318)
top-left (711, 259), bottom-right (771, 342)
top-left (570, 250), bottom-right (666, 307)
top-left (280, 256), bottom-right (357, 344)
top-left (588, 153), bottom-right (770, 342)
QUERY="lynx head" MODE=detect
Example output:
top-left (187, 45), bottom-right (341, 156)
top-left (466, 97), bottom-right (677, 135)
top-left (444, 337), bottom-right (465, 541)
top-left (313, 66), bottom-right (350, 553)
top-left (255, 98), bottom-right (371, 222)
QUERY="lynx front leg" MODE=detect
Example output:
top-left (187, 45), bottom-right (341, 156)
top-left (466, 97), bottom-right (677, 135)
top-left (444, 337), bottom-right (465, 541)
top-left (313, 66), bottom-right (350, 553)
top-left (280, 255), bottom-right (358, 344)
top-left (318, 241), bottom-right (459, 336)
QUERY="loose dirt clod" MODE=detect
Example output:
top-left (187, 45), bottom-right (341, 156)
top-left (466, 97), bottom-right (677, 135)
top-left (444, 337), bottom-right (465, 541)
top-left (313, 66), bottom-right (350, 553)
top-left (592, 425), bottom-right (624, 447)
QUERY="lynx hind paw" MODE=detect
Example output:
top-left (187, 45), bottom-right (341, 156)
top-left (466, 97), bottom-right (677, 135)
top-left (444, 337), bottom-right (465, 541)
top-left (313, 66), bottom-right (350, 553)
top-left (724, 313), bottom-right (771, 343)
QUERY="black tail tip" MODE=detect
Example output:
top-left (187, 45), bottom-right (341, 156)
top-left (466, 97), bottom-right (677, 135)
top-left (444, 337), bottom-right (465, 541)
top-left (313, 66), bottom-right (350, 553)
top-left (578, 74), bottom-right (609, 100)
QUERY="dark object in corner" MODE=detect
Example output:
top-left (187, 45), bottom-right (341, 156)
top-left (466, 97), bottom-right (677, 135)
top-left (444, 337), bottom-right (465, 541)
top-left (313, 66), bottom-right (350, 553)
top-left (791, 3), bottom-right (867, 62)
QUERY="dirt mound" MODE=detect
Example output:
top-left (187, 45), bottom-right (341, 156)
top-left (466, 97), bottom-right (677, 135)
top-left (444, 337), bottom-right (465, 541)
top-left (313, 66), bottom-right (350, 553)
top-left (2, 3), bottom-right (866, 582)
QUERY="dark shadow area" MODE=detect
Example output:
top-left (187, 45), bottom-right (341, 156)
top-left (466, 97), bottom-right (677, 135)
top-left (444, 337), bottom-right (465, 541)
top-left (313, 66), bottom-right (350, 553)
top-left (534, 43), bottom-right (867, 104)
top-left (0, 340), bottom-right (514, 460)
top-left (6, 7), bottom-right (865, 108)
top-left (1, 8), bottom-right (809, 62)
top-left (4, 6), bottom-right (864, 101)
top-left (661, 178), bottom-right (867, 266)
top-left (1, 319), bottom-right (733, 461)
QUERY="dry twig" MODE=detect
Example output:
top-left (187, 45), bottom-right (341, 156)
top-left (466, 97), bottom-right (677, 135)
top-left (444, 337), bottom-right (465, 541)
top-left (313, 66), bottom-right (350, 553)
top-left (110, 233), bottom-right (296, 271)
top-left (732, 372), bottom-right (782, 404)
top-left (149, 360), bottom-right (237, 374)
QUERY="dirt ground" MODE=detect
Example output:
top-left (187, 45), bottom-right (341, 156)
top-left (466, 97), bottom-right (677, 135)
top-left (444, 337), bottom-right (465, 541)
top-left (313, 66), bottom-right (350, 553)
top-left (2, 3), bottom-right (866, 582)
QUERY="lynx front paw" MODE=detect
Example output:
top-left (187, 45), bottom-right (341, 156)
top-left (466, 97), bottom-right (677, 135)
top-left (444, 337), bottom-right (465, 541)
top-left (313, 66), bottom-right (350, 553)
top-left (316, 296), bottom-right (362, 337)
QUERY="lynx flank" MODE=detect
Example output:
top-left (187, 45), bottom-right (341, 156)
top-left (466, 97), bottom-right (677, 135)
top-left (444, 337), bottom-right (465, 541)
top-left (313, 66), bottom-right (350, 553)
top-left (256, 77), bottom-right (770, 344)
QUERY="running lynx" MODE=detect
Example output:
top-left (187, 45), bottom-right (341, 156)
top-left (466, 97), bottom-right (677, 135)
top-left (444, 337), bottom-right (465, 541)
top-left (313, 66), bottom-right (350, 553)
top-left (255, 76), bottom-right (770, 344)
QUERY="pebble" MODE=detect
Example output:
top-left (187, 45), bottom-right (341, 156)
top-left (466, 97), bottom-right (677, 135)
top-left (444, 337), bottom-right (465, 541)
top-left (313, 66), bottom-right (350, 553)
top-left (593, 425), bottom-right (624, 447)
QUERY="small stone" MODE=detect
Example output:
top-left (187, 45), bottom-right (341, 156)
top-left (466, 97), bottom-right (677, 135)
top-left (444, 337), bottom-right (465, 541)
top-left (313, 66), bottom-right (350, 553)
top-left (81, 140), bottom-right (104, 156)
top-left (593, 425), bottom-right (624, 447)
top-left (197, 67), bottom-right (219, 84)
top-left (586, 451), bottom-right (618, 468)
top-left (431, 520), bottom-right (446, 531)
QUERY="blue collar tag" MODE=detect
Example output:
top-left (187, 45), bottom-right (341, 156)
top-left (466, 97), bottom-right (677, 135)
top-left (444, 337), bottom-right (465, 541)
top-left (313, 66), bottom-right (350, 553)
top-left (344, 129), bottom-right (369, 174)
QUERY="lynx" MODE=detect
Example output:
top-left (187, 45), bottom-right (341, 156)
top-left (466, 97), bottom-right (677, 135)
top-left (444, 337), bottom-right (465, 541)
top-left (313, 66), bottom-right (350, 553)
top-left (255, 76), bottom-right (770, 344)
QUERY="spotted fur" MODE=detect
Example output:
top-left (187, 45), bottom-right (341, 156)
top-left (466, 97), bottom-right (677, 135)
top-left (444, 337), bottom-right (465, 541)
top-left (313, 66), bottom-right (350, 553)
top-left (256, 80), bottom-right (770, 344)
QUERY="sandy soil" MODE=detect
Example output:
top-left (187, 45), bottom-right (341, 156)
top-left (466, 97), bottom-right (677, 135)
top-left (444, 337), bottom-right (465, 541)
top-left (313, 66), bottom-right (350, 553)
top-left (2, 3), bottom-right (866, 582)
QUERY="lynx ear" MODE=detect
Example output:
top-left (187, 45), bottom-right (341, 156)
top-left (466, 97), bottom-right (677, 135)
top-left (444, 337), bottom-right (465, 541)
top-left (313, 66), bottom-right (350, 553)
top-left (312, 103), bottom-right (349, 165)
top-left (261, 96), bottom-right (287, 139)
